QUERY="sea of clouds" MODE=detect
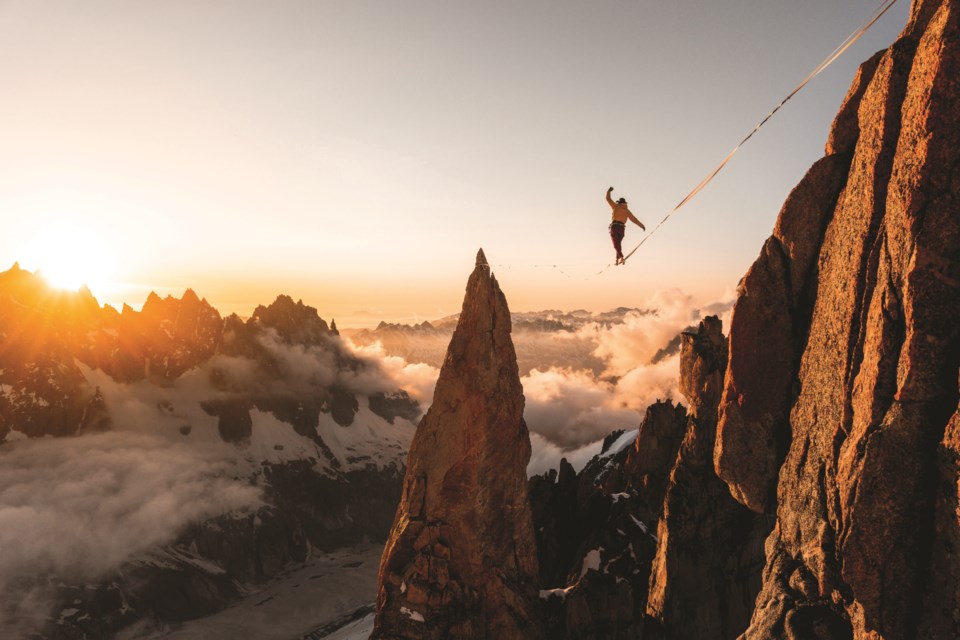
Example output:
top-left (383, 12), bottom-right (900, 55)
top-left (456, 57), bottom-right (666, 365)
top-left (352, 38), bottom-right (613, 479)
top-left (0, 431), bottom-right (263, 633)
top-left (0, 288), bottom-right (731, 632)
top-left (0, 326), bottom-right (416, 632)
top-left (349, 289), bottom-right (734, 475)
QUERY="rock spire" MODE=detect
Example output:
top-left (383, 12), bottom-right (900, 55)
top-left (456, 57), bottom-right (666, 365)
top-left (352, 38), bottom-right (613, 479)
top-left (371, 251), bottom-right (543, 639)
top-left (645, 317), bottom-right (771, 639)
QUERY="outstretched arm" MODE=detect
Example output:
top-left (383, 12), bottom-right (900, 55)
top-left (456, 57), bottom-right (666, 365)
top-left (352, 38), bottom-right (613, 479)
top-left (627, 211), bottom-right (646, 230)
top-left (606, 186), bottom-right (615, 208)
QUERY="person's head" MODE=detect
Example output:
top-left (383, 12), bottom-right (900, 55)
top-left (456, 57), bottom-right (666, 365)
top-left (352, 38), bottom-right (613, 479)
top-left (617, 197), bottom-right (627, 205)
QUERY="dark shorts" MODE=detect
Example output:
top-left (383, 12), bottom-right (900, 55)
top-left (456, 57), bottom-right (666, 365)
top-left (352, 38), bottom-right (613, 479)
top-left (609, 221), bottom-right (625, 255)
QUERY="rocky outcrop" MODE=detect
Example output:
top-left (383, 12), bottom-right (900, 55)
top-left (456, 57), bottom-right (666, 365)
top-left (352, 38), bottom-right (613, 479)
top-left (249, 294), bottom-right (333, 346)
top-left (134, 288), bottom-right (223, 380)
top-left (0, 267), bottom-right (107, 439)
top-left (646, 318), bottom-right (772, 640)
top-left (372, 250), bottom-right (543, 639)
top-left (526, 322), bottom-right (769, 640)
top-left (623, 400), bottom-right (688, 512)
top-left (715, 1), bottom-right (960, 637)
top-left (714, 153), bottom-right (851, 514)
top-left (922, 388), bottom-right (960, 638)
top-left (529, 429), bottom-right (666, 639)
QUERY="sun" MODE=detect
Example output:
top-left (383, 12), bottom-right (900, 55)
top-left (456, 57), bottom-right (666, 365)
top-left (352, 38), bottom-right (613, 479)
top-left (21, 223), bottom-right (116, 294)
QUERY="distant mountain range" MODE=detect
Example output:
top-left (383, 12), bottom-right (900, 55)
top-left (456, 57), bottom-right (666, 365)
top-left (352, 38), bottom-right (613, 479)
top-left (346, 307), bottom-right (687, 376)
top-left (0, 263), bottom-right (420, 638)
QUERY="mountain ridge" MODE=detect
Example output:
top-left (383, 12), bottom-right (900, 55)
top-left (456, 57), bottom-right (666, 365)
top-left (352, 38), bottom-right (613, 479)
top-left (0, 265), bottom-right (421, 638)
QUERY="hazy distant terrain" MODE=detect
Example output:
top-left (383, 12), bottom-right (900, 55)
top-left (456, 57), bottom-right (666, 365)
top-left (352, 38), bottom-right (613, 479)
top-left (0, 267), bottom-right (731, 638)
top-left (0, 269), bottom-right (417, 638)
top-left (346, 293), bottom-right (733, 473)
top-left (347, 308), bottom-right (649, 375)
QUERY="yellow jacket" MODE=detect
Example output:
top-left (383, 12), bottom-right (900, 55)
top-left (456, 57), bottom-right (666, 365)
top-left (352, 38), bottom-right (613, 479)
top-left (606, 191), bottom-right (644, 227)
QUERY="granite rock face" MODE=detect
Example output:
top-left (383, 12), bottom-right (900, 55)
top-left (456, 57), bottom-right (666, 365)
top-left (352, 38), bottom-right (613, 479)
top-left (372, 250), bottom-right (544, 639)
top-left (646, 318), bottom-right (772, 640)
top-left (623, 401), bottom-right (689, 513)
top-left (715, 1), bottom-right (960, 637)
top-left (527, 320), bottom-right (769, 640)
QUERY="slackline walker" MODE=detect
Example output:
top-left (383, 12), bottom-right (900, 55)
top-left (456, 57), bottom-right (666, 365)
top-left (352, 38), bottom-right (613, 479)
top-left (595, 0), bottom-right (902, 276)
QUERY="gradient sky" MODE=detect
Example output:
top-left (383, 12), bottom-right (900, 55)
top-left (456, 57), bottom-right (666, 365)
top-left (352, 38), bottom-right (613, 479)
top-left (0, 0), bottom-right (910, 325)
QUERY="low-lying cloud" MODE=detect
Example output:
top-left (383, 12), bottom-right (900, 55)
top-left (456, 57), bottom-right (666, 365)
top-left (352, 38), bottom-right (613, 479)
top-left (0, 432), bottom-right (261, 582)
top-left (348, 342), bottom-right (441, 405)
top-left (0, 431), bottom-right (262, 633)
top-left (346, 289), bottom-right (734, 474)
top-left (527, 433), bottom-right (607, 477)
top-left (521, 368), bottom-right (641, 450)
top-left (211, 329), bottom-right (401, 399)
top-left (0, 325), bottom-right (428, 631)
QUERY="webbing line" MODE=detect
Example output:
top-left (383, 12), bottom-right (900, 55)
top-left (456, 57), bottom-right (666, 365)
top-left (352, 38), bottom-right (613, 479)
top-left (595, 0), bottom-right (902, 275)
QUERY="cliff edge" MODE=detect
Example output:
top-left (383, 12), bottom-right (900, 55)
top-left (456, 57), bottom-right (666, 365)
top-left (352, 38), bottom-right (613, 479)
top-left (715, 1), bottom-right (960, 637)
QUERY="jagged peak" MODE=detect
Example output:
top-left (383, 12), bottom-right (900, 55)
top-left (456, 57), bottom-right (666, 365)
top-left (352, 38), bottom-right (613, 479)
top-left (372, 243), bottom-right (541, 639)
top-left (456, 248), bottom-right (513, 340)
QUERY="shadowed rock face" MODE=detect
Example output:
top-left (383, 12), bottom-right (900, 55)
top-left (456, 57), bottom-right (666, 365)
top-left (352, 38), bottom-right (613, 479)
top-left (528, 416), bottom-right (681, 639)
top-left (715, 0), bottom-right (960, 637)
top-left (623, 400), bottom-right (689, 514)
top-left (526, 320), bottom-right (769, 640)
top-left (645, 318), bottom-right (772, 640)
top-left (372, 249), bottom-right (543, 639)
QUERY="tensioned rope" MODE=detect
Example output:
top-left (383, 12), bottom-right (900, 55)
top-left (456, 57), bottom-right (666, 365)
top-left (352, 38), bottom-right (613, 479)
top-left (592, 0), bottom-right (902, 276)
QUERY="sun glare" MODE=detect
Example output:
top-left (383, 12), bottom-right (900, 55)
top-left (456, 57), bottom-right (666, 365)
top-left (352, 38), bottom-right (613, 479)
top-left (21, 223), bottom-right (116, 295)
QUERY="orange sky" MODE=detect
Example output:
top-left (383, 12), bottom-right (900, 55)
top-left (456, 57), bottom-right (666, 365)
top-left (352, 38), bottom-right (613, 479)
top-left (0, 1), bottom-right (909, 326)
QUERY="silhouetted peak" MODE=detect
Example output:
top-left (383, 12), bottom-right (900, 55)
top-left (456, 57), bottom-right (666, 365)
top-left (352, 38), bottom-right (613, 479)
top-left (252, 294), bottom-right (330, 343)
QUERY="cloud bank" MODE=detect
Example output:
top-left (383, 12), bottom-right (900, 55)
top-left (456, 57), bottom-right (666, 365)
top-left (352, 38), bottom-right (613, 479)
top-left (346, 289), bottom-right (734, 474)
top-left (0, 431), bottom-right (262, 633)
top-left (0, 326), bottom-right (424, 629)
top-left (0, 432), bottom-right (261, 582)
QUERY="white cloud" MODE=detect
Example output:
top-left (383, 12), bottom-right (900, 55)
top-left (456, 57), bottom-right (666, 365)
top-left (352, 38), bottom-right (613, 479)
top-left (343, 290), bottom-right (733, 473)
top-left (345, 340), bottom-right (440, 405)
top-left (521, 368), bottom-right (641, 450)
top-left (526, 433), bottom-right (605, 477)
top-left (0, 431), bottom-right (262, 634)
top-left (609, 356), bottom-right (682, 412)
top-left (0, 432), bottom-right (261, 582)
top-left (587, 289), bottom-right (698, 376)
